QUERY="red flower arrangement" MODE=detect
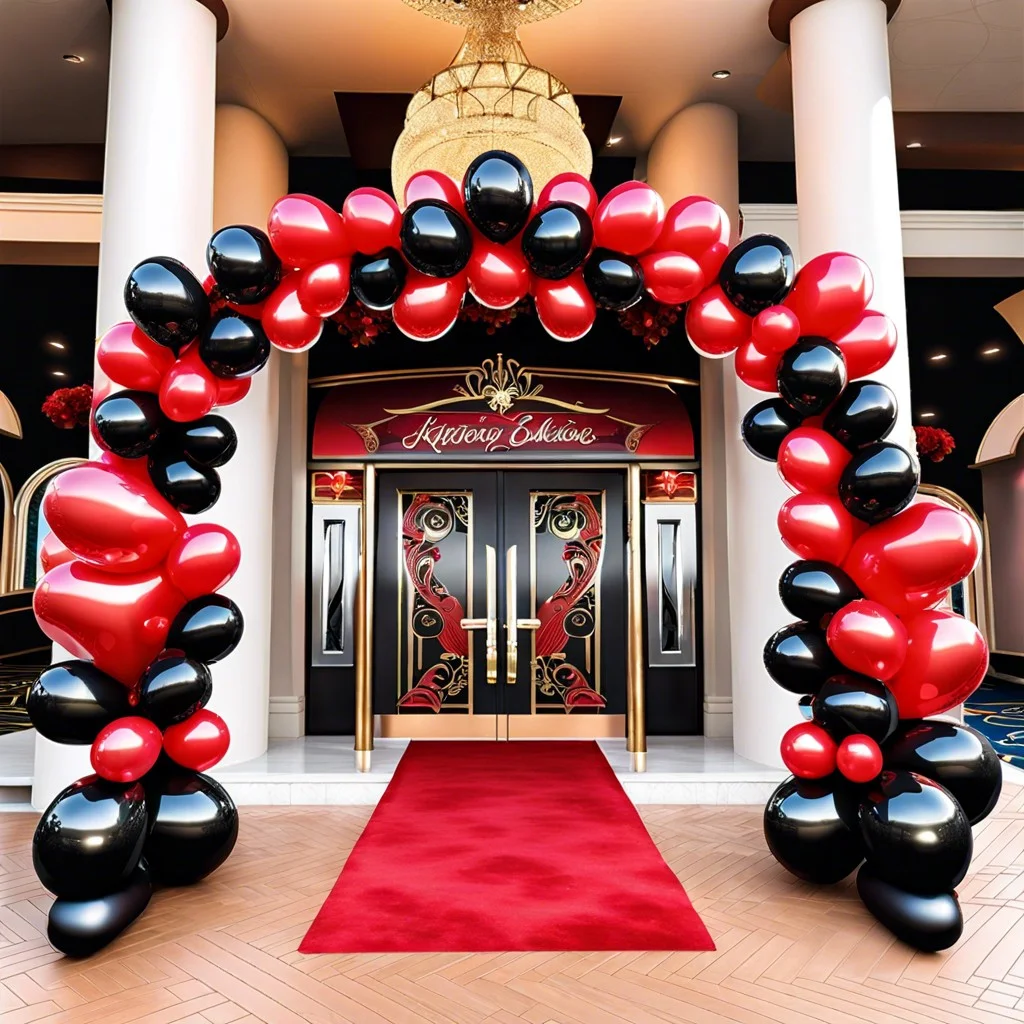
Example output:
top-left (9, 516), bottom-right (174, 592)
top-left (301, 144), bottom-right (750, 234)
top-left (617, 297), bottom-right (683, 349)
top-left (331, 303), bottom-right (393, 348)
top-left (42, 384), bottom-right (93, 429)
top-left (915, 424), bottom-right (956, 463)
top-left (459, 296), bottom-right (530, 334)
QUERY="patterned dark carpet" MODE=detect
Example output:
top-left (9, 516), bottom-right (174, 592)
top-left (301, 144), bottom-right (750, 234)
top-left (964, 675), bottom-right (1024, 770)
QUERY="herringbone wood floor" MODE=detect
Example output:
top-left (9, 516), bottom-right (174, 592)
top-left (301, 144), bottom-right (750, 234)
top-left (4, 786), bottom-right (1024, 1023)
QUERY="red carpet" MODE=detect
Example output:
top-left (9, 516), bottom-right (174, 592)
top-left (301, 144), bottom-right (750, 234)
top-left (300, 741), bottom-right (715, 953)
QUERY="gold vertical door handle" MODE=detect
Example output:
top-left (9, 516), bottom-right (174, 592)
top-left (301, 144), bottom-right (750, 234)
top-left (460, 543), bottom-right (498, 684)
top-left (506, 545), bottom-right (518, 685)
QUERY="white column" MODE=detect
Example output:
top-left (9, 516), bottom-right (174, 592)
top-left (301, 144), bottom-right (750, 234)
top-left (33, 0), bottom-right (219, 808)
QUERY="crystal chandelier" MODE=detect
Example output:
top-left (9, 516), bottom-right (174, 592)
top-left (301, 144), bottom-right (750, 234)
top-left (392, 0), bottom-right (592, 203)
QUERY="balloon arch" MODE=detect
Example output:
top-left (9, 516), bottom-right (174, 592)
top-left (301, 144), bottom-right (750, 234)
top-left (29, 152), bottom-right (996, 956)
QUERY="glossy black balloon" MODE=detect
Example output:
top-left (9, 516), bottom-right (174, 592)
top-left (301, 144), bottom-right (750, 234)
top-left (779, 560), bottom-right (861, 625)
top-left (166, 595), bottom-right (244, 663)
top-left (521, 203), bottom-right (593, 280)
top-left (764, 776), bottom-right (864, 883)
top-left (400, 200), bottom-right (472, 278)
top-left (858, 770), bottom-right (973, 894)
top-left (798, 695), bottom-right (815, 721)
top-left (740, 398), bottom-right (804, 461)
top-left (198, 312), bottom-right (270, 380)
top-left (173, 414), bottom-right (237, 468)
top-left (124, 257), bottom-right (209, 353)
top-left (206, 225), bottom-right (281, 305)
top-left (350, 248), bottom-right (406, 310)
top-left (138, 654), bottom-right (212, 729)
top-left (839, 441), bottom-right (919, 525)
top-left (583, 248), bottom-right (643, 310)
top-left (885, 720), bottom-right (1002, 825)
top-left (777, 337), bottom-right (848, 416)
top-left (144, 770), bottom-right (238, 885)
top-left (47, 862), bottom-right (152, 957)
top-left (813, 674), bottom-right (899, 743)
top-left (33, 777), bottom-right (147, 899)
top-left (857, 864), bottom-right (962, 952)
top-left (28, 661), bottom-right (131, 745)
top-left (823, 380), bottom-right (897, 451)
top-left (463, 151), bottom-right (533, 244)
top-left (763, 622), bottom-right (842, 695)
top-left (93, 390), bottom-right (163, 459)
top-left (147, 452), bottom-right (221, 514)
top-left (719, 233), bottom-right (795, 316)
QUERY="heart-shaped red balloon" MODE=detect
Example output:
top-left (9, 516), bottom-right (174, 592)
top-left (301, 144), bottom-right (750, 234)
top-left (685, 284), bottom-right (751, 358)
top-left (833, 310), bottom-right (898, 379)
top-left (163, 708), bottom-right (230, 772)
top-left (778, 493), bottom-right (865, 565)
top-left (784, 252), bottom-right (873, 339)
top-left (468, 240), bottom-right (530, 310)
top-left (43, 461), bottom-right (185, 573)
top-left (734, 338), bottom-right (781, 392)
top-left (97, 321), bottom-right (176, 393)
top-left (843, 501), bottom-right (981, 617)
top-left (34, 562), bottom-right (186, 687)
top-left (263, 276), bottom-right (324, 352)
top-left (777, 427), bottom-right (852, 495)
top-left (165, 524), bottom-right (241, 600)
top-left (267, 194), bottom-right (350, 268)
top-left (160, 342), bottom-right (219, 422)
top-left (639, 251), bottom-right (704, 305)
top-left (826, 599), bottom-right (908, 681)
top-left (593, 181), bottom-right (666, 255)
top-left (533, 272), bottom-right (596, 342)
top-left (888, 610), bottom-right (988, 718)
top-left (297, 257), bottom-right (350, 316)
top-left (342, 187), bottom-right (402, 255)
top-left (655, 196), bottom-right (731, 280)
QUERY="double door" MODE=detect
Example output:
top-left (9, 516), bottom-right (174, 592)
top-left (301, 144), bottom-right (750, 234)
top-left (375, 470), bottom-right (626, 738)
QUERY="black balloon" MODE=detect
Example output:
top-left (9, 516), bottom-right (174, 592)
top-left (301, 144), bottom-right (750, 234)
top-left (741, 398), bottom-right (804, 461)
top-left (824, 380), bottom-right (897, 450)
top-left (813, 674), bottom-right (899, 743)
top-left (463, 151), bottom-right (533, 243)
top-left (763, 622), bottom-right (842, 695)
top-left (144, 770), bottom-right (239, 885)
top-left (138, 654), bottom-right (213, 729)
top-left (93, 390), bottom-right (163, 459)
top-left (777, 338), bottom-right (848, 416)
top-left (857, 865), bottom-right (962, 952)
top-left (33, 777), bottom-right (147, 899)
top-left (583, 248), bottom-right (643, 310)
top-left (521, 203), bottom-right (593, 280)
top-left (839, 441), bottom-right (919, 525)
top-left (198, 312), bottom-right (271, 380)
top-left (206, 225), bottom-right (281, 305)
top-left (124, 257), bottom-right (209, 353)
top-left (28, 661), bottom-right (131, 745)
top-left (400, 200), bottom-right (472, 278)
top-left (148, 452), bottom-right (221, 515)
top-left (779, 560), bottom-right (861, 626)
top-left (798, 695), bottom-right (815, 721)
top-left (166, 594), bottom-right (244, 663)
top-left (173, 415), bottom-right (237, 468)
top-left (764, 776), bottom-right (864, 883)
top-left (858, 770), bottom-right (972, 894)
top-left (719, 233), bottom-right (795, 316)
top-left (885, 720), bottom-right (1002, 825)
top-left (350, 249), bottom-right (406, 310)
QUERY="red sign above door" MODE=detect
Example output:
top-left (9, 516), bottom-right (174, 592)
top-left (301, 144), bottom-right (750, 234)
top-left (312, 356), bottom-right (695, 460)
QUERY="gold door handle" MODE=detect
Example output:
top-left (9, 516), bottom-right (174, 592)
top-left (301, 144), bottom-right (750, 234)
top-left (505, 546), bottom-right (542, 685)
top-left (461, 545), bottom-right (498, 684)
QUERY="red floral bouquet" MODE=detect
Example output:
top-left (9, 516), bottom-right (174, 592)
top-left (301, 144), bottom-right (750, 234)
top-left (915, 425), bottom-right (955, 463)
top-left (42, 384), bottom-right (92, 429)
top-left (617, 297), bottom-right (683, 349)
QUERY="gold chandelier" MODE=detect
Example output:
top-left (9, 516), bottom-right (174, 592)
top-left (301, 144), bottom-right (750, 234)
top-left (392, 0), bottom-right (592, 203)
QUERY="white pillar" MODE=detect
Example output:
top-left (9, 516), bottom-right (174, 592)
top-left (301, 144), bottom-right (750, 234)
top-left (33, 0), bottom-right (219, 808)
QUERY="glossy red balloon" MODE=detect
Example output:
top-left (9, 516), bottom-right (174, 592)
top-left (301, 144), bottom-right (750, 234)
top-left (262, 276), bottom-right (324, 352)
top-left (781, 722), bottom-right (838, 779)
top-left (655, 196), bottom-right (731, 280)
top-left (833, 310), bottom-right (898, 379)
top-left (159, 342), bottom-right (219, 422)
top-left (779, 493), bottom-right (865, 565)
top-left (90, 716), bottom-right (162, 783)
top-left (216, 375), bottom-right (252, 406)
top-left (267, 194), bottom-right (350, 268)
top-left (888, 610), bottom-right (989, 718)
top-left (734, 338), bottom-right (781, 392)
top-left (826, 599), bottom-right (908, 681)
top-left (533, 272), bottom-right (596, 342)
top-left (39, 531), bottom-right (75, 574)
top-left (96, 321), bottom-right (176, 393)
top-left (836, 734), bottom-right (883, 784)
top-left (392, 270), bottom-right (466, 342)
top-left (777, 427), bottom-right (852, 495)
top-left (163, 709), bottom-right (230, 772)
top-left (342, 187), bottom-right (402, 255)
top-left (34, 562), bottom-right (185, 687)
top-left (593, 182), bottom-right (665, 255)
top-left (537, 172), bottom-right (598, 218)
top-left (685, 284), bottom-right (751, 358)
top-left (43, 461), bottom-right (185, 573)
top-left (752, 305), bottom-right (801, 355)
top-left (784, 252), bottom-right (873, 339)
top-left (467, 240), bottom-right (530, 309)
top-left (297, 257), bottom-right (350, 316)
top-left (843, 501), bottom-right (981, 618)
top-left (639, 251), bottom-right (704, 305)
top-left (404, 170), bottom-right (464, 211)
top-left (165, 524), bottom-right (240, 600)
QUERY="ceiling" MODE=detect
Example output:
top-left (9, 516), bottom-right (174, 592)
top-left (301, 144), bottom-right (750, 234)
top-left (0, 0), bottom-right (1021, 163)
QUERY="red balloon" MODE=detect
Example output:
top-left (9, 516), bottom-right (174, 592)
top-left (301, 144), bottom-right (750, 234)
top-left (163, 709), bottom-right (230, 772)
top-left (639, 251), bottom-right (704, 305)
top-left (752, 305), bottom-right (801, 355)
top-left (777, 427), bottom-right (852, 495)
top-left (833, 310), bottom-right (898, 379)
top-left (159, 342), bottom-right (219, 422)
top-left (267, 194), bottom-right (350, 268)
top-left (781, 722), bottom-right (838, 779)
top-left (216, 375), bottom-right (251, 407)
top-left (655, 196), bottom-right (731, 280)
top-left (404, 170), bottom-right (463, 211)
top-left (91, 716), bottom-right (162, 783)
top-left (779, 493), bottom-right (865, 565)
top-left (467, 240), bottom-right (530, 309)
top-left (39, 531), bottom-right (75, 574)
top-left (836, 734), bottom-right (883, 784)
top-left (888, 610), bottom-right (989, 718)
top-left (96, 321), bottom-right (176, 393)
top-left (297, 257), bottom-right (350, 316)
top-left (342, 187), bottom-right (402, 255)
top-left (43, 461), bottom-right (185, 574)
top-left (537, 173), bottom-right (598, 218)
top-left (784, 252), bottom-right (873, 339)
top-left (34, 562), bottom-right (185, 687)
top-left (734, 338), bottom-right (781, 392)
top-left (685, 284), bottom-right (751, 358)
top-left (843, 501), bottom-right (981, 618)
top-left (165, 524), bottom-right (240, 600)
top-left (826, 599), bottom-right (908, 681)
top-left (392, 270), bottom-right (466, 341)
top-left (262, 276), bottom-right (324, 352)
top-left (593, 182), bottom-right (666, 255)
top-left (533, 272), bottom-right (596, 341)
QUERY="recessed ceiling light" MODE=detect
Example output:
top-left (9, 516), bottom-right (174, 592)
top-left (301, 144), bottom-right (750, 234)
top-left (919, 411), bottom-right (936, 419)
top-left (981, 345), bottom-right (1003, 357)
top-left (928, 352), bottom-right (948, 363)
top-left (62, 54), bottom-right (84, 64)
top-left (712, 69), bottom-right (731, 80)
top-left (606, 135), bottom-right (623, 147)
top-left (906, 141), bottom-right (923, 149)
top-left (49, 369), bottom-right (68, 378)
top-left (46, 339), bottom-right (67, 351)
